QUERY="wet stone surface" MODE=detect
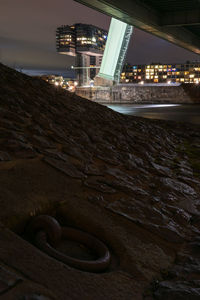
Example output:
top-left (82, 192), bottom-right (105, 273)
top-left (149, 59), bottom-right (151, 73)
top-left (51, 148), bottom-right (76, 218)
top-left (0, 63), bottom-right (200, 299)
top-left (0, 265), bottom-right (22, 293)
top-left (154, 281), bottom-right (200, 300)
top-left (22, 294), bottom-right (52, 300)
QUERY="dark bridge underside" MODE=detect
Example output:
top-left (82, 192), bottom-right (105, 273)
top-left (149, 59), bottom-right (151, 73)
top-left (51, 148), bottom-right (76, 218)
top-left (74, 0), bottom-right (200, 55)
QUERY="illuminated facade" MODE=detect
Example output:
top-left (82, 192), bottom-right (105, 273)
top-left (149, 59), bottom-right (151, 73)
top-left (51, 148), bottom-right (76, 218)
top-left (56, 25), bottom-right (76, 56)
top-left (121, 63), bottom-right (200, 84)
top-left (56, 24), bottom-right (107, 85)
top-left (56, 24), bottom-right (107, 56)
top-left (75, 23), bottom-right (107, 56)
top-left (99, 18), bottom-right (133, 83)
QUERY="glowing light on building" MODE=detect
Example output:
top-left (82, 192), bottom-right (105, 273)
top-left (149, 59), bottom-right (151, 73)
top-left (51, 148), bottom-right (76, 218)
top-left (99, 18), bottom-right (133, 82)
top-left (121, 62), bottom-right (200, 84)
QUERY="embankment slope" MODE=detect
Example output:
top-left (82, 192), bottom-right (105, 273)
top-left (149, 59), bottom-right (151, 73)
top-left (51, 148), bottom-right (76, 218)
top-left (0, 63), bottom-right (200, 299)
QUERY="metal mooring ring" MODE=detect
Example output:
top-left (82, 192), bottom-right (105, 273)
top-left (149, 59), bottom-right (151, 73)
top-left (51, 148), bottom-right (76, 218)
top-left (35, 227), bottom-right (111, 272)
top-left (26, 215), bottom-right (62, 247)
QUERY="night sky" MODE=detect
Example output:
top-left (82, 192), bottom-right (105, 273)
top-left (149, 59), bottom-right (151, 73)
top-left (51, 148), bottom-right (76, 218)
top-left (0, 0), bottom-right (200, 75)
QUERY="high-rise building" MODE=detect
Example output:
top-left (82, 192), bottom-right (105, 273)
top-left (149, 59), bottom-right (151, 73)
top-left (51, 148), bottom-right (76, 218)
top-left (56, 24), bottom-right (108, 85)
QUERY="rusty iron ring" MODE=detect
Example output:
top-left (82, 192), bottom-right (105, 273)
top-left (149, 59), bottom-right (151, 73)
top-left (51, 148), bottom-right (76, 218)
top-left (35, 227), bottom-right (111, 272)
top-left (26, 215), bottom-right (62, 247)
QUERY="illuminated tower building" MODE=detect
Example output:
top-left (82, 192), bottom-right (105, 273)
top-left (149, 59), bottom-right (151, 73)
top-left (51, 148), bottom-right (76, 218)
top-left (56, 24), bottom-right (107, 85)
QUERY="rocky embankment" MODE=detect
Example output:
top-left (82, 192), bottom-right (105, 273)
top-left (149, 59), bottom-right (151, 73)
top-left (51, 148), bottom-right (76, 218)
top-left (0, 63), bottom-right (200, 299)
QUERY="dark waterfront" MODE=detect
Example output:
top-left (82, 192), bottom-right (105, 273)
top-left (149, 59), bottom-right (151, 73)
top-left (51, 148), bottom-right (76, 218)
top-left (106, 104), bottom-right (200, 125)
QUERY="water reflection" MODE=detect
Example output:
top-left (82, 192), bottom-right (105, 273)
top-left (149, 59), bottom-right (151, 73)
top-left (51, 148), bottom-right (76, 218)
top-left (106, 104), bottom-right (200, 125)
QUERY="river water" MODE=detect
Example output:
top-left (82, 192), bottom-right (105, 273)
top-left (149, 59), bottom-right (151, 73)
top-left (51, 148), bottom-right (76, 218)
top-left (106, 104), bottom-right (200, 125)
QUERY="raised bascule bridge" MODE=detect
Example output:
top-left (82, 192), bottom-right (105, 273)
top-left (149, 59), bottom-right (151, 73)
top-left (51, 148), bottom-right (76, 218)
top-left (75, 0), bottom-right (200, 82)
top-left (74, 0), bottom-right (200, 102)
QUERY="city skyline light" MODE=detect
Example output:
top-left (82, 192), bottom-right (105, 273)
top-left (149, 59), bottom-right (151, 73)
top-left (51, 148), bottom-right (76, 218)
top-left (0, 0), bottom-right (200, 75)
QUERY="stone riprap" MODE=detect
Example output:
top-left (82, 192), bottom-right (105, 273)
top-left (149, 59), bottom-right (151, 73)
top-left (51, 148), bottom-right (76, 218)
top-left (0, 63), bottom-right (200, 299)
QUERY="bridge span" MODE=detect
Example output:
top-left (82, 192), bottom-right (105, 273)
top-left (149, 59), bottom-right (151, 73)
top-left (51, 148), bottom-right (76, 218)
top-left (74, 0), bottom-right (200, 55)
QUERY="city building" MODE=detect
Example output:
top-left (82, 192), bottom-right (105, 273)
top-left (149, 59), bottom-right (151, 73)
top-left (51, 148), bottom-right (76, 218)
top-left (56, 23), bottom-right (107, 85)
top-left (121, 62), bottom-right (200, 84)
top-left (56, 25), bottom-right (76, 56)
top-left (37, 75), bottom-right (78, 92)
